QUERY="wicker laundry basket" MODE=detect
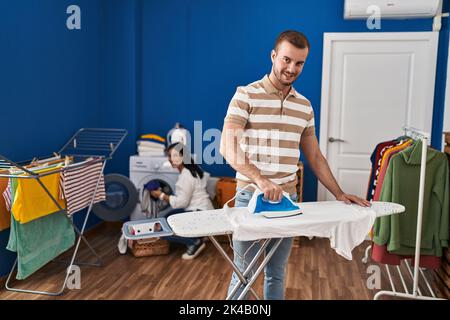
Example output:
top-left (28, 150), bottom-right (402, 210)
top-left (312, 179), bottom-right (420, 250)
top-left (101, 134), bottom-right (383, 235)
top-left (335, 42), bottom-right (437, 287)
top-left (128, 238), bottom-right (170, 257)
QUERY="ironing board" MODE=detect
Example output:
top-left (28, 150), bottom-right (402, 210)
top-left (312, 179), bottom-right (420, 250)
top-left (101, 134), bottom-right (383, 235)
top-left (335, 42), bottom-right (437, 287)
top-left (123, 200), bottom-right (404, 300)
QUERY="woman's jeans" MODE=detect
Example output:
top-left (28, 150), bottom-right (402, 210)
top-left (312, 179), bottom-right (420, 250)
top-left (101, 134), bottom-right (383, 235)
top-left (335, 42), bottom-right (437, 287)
top-left (164, 208), bottom-right (199, 247)
top-left (227, 188), bottom-right (298, 300)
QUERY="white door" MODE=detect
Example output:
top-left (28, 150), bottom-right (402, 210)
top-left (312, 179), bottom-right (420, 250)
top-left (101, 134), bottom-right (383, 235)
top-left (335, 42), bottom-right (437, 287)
top-left (318, 32), bottom-right (438, 201)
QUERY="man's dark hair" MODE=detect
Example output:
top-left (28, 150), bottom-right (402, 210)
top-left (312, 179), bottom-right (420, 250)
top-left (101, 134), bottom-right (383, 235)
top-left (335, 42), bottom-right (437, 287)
top-left (274, 30), bottom-right (310, 52)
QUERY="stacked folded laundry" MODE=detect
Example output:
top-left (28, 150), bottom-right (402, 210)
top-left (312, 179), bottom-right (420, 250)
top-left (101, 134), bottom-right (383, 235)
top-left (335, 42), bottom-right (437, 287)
top-left (137, 134), bottom-right (166, 157)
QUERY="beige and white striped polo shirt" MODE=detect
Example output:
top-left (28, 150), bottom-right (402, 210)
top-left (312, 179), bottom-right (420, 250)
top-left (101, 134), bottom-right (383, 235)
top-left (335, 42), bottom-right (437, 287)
top-left (224, 74), bottom-right (315, 194)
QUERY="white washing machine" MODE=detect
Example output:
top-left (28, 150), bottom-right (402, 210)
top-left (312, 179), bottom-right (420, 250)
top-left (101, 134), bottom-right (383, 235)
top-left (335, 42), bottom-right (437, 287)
top-left (129, 155), bottom-right (179, 220)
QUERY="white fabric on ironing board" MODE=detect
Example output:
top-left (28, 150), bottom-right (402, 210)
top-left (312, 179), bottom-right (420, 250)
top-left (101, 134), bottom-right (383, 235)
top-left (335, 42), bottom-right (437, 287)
top-left (167, 201), bottom-right (404, 261)
top-left (230, 201), bottom-right (375, 260)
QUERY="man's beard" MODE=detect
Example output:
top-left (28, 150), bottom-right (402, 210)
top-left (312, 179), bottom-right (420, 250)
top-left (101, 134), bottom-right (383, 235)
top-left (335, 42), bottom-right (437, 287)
top-left (274, 67), bottom-right (296, 86)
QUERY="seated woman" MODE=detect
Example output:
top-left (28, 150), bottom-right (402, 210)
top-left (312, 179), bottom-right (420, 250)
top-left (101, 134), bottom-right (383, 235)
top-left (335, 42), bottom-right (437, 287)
top-left (150, 142), bottom-right (214, 260)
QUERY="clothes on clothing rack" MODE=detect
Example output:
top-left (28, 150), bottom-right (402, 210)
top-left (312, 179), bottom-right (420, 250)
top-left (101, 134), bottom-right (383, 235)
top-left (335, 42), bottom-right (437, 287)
top-left (366, 138), bottom-right (412, 201)
top-left (372, 139), bottom-right (413, 201)
top-left (6, 178), bottom-right (75, 280)
top-left (366, 139), bottom-right (397, 201)
top-left (368, 138), bottom-right (449, 267)
top-left (371, 243), bottom-right (441, 268)
top-left (369, 138), bottom-right (441, 268)
top-left (59, 159), bottom-right (105, 216)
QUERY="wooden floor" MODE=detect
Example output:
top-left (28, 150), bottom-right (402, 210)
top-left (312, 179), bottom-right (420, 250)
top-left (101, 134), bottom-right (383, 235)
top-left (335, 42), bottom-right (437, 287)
top-left (0, 222), bottom-right (435, 300)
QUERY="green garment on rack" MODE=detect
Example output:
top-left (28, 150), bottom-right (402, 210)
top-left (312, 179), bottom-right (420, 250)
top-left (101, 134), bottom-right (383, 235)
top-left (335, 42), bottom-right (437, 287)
top-left (372, 140), bottom-right (449, 257)
top-left (6, 178), bottom-right (75, 280)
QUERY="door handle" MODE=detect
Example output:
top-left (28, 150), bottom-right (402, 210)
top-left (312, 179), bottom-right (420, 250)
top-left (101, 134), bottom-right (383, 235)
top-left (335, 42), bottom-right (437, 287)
top-left (328, 137), bottom-right (346, 143)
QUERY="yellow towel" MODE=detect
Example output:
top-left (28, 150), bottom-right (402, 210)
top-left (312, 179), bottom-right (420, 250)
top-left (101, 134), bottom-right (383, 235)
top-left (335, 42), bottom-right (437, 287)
top-left (12, 166), bottom-right (66, 224)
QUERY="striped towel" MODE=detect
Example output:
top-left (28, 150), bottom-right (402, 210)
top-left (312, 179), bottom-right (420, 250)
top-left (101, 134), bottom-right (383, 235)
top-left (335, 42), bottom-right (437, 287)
top-left (60, 161), bottom-right (106, 216)
top-left (2, 178), bottom-right (11, 211)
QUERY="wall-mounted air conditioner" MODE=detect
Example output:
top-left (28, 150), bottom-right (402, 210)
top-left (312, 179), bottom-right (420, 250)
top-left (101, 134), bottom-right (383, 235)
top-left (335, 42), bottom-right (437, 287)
top-left (344, 0), bottom-right (441, 20)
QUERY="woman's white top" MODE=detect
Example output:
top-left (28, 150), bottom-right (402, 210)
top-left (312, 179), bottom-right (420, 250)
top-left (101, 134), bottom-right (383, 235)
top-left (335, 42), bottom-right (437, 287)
top-left (169, 168), bottom-right (214, 211)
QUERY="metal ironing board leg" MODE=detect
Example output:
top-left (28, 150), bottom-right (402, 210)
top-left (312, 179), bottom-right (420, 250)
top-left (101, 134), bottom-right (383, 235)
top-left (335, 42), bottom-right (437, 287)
top-left (208, 236), bottom-right (261, 300)
top-left (226, 238), bottom-right (273, 300)
top-left (237, 238), bottom-right (283, 300)
top-left (209, 236), bottom-right (282, 301)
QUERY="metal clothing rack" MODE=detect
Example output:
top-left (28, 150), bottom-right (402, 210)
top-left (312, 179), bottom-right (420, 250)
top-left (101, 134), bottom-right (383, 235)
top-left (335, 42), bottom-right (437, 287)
top-left (1, 128), bottom-right (127, 296)
top-left (363, 126), bottom-right (445, 300)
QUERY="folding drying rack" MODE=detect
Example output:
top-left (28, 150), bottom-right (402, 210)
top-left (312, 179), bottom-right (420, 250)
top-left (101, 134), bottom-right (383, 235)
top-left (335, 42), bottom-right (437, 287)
top-left (0, 128), bottom-right (127, 296)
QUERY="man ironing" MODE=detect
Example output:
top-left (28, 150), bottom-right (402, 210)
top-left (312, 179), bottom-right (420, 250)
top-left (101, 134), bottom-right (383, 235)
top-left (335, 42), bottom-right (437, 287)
top-left (220, 30), bottom-right (370, 300)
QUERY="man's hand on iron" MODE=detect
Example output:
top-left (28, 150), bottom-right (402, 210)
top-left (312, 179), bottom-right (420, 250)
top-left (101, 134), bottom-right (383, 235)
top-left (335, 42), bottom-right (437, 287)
top-left (336, 193), bottom-right (371, 207)
top-left (255, 177), bottom-right (283, 202)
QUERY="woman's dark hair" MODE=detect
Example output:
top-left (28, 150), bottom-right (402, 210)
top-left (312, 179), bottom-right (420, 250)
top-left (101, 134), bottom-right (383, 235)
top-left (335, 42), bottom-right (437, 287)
top-left (165, 142), bottom-right (204, 179)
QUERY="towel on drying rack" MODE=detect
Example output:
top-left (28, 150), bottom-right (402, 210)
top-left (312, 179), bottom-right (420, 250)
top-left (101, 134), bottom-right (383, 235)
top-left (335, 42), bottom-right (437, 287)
top-left (59, 160), bottom-right (106, 216)
top-left (2, 178), bottom-right (11, 212)
top-left (1, 159), bottom-right (106, 220)
top-left (7, 178), bottom-right (75, 280)
top-left (9, 165), bottom-right (66, 224)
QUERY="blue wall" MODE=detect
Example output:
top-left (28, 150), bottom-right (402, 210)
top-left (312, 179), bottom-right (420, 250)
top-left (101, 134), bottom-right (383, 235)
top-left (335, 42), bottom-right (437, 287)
top-left (0, 0), bottom-right (104, 277)
top-left (98, 0), bottom-right (141, 176)
top-left (0, 0), bottom-right (102, 160)
top-left (433, 0), bottom-right (450, 148)
top-left (139, 0), bottom-right (443, 201)
top-left (0, 0), bottom-right (448, 278)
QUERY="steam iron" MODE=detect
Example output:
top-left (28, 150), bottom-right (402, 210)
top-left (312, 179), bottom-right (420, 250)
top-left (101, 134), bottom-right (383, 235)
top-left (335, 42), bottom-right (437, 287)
top-left (223, 183), bottom-right (303, 219)
top-left (247, 188), bottom-right (302, 218)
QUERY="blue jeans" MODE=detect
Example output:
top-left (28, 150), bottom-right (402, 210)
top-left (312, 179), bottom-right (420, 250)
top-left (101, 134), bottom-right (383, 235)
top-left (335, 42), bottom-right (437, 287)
top-left (164, 208), bottom-right (200, 247)
top-left (227, 188), bottom-right (297, 300)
